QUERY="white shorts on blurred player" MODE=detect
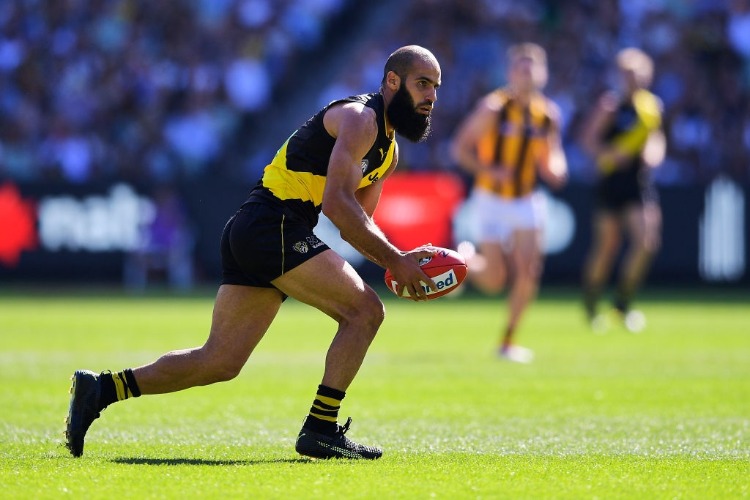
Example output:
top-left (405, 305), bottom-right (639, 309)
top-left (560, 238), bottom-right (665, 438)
top-left (472, 188), bottom-right (546, 248)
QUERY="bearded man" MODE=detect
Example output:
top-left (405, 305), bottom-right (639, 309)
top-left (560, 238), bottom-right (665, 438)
top-left (65, 45), bottom-right (442, 460)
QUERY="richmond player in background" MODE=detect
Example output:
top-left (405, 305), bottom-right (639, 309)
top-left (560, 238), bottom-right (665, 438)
top-left (451, 43), bottom-right (567, 363)
top-left (65, 45), bottom-right (442, 460)
top-left (580, 47), bottom-right (666, 333)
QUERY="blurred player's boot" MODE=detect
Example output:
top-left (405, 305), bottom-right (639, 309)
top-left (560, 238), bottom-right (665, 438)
top-left (613, 299), bottom-right (646, 333)
top-left (65, 370), bottom-right (102, 457)
top-left (295, 417), bottom-right (382, 459)
top-left (498, 344), bottom-right (534, 363)
top-left (590, 313), bottom-right (610, 334)
top-left (619, 309), bottom-right (646, 333)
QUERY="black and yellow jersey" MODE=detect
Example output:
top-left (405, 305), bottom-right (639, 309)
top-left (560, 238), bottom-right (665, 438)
top-left (248, 93), bottom-right (395, 227)
top-left (595, 89), bottom-right (662, 209)
top-left (598, 89), bottom-right (662, 175)
top-left (474, 89), bottom-right (554, 199)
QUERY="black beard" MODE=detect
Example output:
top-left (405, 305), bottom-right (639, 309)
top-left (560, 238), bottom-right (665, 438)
top-left (387, 84), bottom-right (431, 143)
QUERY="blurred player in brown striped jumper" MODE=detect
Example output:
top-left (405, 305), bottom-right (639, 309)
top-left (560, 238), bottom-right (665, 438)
top-left (451, 43), bottom-right (567, 363)
top-left (580, 47), bottom-right (665, 333)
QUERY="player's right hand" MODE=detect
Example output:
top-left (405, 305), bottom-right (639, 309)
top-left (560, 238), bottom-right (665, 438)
top-left (387, 248), bottom-right (437, 301)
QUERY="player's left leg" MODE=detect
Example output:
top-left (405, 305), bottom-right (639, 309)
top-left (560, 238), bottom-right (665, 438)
top-left (498, 228), bottom-right (541, 363)
top-left (468, 240), bottom-right (508, 293)
top-left (615, 202), bottom-right (661, 331)
top-left (459, 191), bottom-right (510, 294)
top-left (272, 249), bottom-right (385, 459)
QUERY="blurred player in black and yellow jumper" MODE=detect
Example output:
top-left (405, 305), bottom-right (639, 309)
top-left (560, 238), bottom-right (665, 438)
top-left (451, 43), bottom-right (567, 363)
top-left (580, 47), bottom-right (666, 333)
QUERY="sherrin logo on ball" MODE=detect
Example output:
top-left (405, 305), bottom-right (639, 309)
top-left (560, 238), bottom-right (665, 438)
top-left (384, 246), bottom-right (468, 300)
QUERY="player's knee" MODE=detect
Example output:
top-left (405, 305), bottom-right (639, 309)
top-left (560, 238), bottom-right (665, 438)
top-left (602, 237), bottom-right (621, 255)
top-left (470, 266), bottom-right (506, 293)
top-left (360, 294), bottom-right (386, 332)
top-left (343, 291), bottom-right (385, 335)
top-left (528, 260), bottom-right (543, 281)
top-left (205, 361), bottom-right (243, 383)
top-left (480, 276), bottom-right (505, 294)
top-left (517, 273), bottom-right (539, 294)
top-left (629, 234), bottom-right (658, 257)
top-left (196, 346), bottom-right (246, 383)
top-left (642, 234), bottom-right (661, 254)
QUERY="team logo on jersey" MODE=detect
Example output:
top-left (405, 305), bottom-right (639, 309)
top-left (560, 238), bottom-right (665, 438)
top-left (360, 159), bottom-right (369, 173)
top-left (293, 241), bottom-right (309, 254)
top-left (305, 235), bottom-right (325, 249)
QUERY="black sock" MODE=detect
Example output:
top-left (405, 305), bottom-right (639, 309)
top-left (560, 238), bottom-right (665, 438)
top-left (98, 369), bottom-right (141, 411)
top-left (583, 283), bottom-right (601, 319)
top-left (614, 283), bottom-right (632, 313)
top-left (613, 296), bottom-right (629, 313)
top-left (303, 384), bottom-right (345, 435)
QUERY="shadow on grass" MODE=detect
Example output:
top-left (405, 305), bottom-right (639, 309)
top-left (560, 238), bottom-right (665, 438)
top-left (112, 457), bottom-right (312, 466)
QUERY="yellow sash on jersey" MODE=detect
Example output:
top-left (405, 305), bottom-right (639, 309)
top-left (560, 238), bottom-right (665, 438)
top-left (598, 89), bottom-right (661, 174)
top-left (263, 140), bottom-right (395, 208)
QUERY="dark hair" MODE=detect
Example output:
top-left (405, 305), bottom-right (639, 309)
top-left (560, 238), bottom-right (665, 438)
top-left (381, 45), bottom-right (434, 86)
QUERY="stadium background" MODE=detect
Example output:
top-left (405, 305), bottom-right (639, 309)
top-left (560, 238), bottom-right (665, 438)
top-left (0, 0), bottom-right (748, 288)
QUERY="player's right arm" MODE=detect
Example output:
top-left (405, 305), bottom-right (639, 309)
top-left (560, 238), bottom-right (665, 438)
top-left (322, 102), bottom-right (435, 300)
top-left (581, 91), bottom-right (638, 174)
top-left (450, 93), bottom-right (509, 183)
top-left (580, 92), bottom-right (616, 163)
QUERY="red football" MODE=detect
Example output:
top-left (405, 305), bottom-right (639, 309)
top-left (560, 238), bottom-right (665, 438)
top-left (384, 247), bottom-right (467, 300)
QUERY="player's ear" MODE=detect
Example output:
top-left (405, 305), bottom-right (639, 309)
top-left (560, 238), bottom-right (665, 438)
top-left (385, 71), bottom-right (400, 91)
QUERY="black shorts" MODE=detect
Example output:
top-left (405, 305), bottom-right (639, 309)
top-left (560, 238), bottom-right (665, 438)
top-left (597, 173), bottom-right (658, 213)
top-left (220, 201), bottom-right (330, 288)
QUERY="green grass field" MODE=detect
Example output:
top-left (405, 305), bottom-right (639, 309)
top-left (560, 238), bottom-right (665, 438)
top-left (0, 287), bottom-right (748, 499)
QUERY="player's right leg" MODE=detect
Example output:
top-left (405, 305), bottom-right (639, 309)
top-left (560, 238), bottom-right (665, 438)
top-left (499, 228), bottom-right (541, 363)
top-left (65, 284), bottom-right (283, 457)
top-left (66, 203), bottom-right (290, 457)
top-left (582, 211), bottom-right (622, 329)
top-left (134, 285), bottom-right (284, 393)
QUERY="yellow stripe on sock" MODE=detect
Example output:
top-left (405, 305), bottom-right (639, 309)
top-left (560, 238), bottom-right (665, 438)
top-left (310, 409), bottom-right (338, 422)
top-left (310, 394), bottom-right (341, 422)
top-left (315, 395), bottom-right (341, 407)
top-left (113, 373), bottom-right (131, 401)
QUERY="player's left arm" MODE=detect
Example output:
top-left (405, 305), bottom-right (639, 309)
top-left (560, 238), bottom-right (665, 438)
top-left (355, 141), bottom-right (399, 217)
top-left (642, 96), bottom-right (666, 169)
top-left (537, 100), bottom-right (568, 190)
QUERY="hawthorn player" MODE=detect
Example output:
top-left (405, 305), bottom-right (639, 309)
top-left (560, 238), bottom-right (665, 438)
top-left (451, 43), bottom-right (567, 363)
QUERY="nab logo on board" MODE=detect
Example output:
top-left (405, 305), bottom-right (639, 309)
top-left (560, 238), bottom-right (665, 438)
top-left (0, 183), bottom-right (37, 267)
top-left (0, 183), bottom-right (156, 268)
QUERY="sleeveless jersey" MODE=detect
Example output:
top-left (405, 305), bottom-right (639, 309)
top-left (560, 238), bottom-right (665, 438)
top-left (598, 89), bottom-right (661, 177)
top-left (248, 93), bottom-right (395, 226)
top-left (474, 89), bottom-right (554, 199)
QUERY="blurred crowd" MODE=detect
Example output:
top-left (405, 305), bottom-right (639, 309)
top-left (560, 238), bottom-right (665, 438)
top-left (1, 0), bottom-right (749, 186)
top-left (0, 0), bottom-right (344, 183)
top-left (321, 0), bottom-right (750, 185)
